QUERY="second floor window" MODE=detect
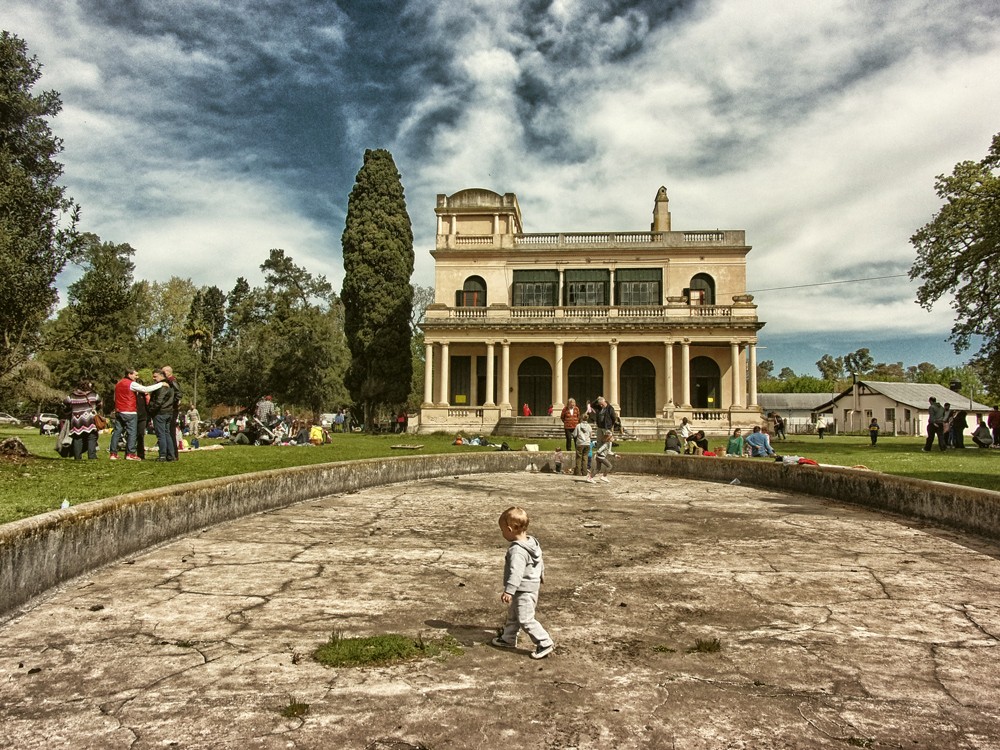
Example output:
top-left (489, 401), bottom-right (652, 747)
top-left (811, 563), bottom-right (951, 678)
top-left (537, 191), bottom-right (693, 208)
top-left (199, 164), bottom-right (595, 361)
top-left (619, 281), bottom-right (659, 306)
top-left (616, 268), bottom-right (662, 306)
top-left (514, 282), bottom-right (557, 306)
top-left (566, 281), bottom-right (605, 306)
top-left (512, 270), bottom-right (559, 306)
top-left (564, 269), bottom-right (609, 306)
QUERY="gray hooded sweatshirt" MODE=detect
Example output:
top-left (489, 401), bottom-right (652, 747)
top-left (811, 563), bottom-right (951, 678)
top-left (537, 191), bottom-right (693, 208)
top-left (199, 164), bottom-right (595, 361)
top-left (503, 536), bottom-right (545, 595)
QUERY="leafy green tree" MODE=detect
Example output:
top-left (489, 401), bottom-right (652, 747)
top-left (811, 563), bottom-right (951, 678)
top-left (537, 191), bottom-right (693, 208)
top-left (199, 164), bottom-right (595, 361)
top-left (816, 354), bottom-right (844, 382)
top-left (41, 234), bottom-right (141, 391)
top-left (757, 374), bottom-right (831, 394)
top-left (0, 32), bottom-right (80, 383)
top-left (910, 132), bottom-right (1000, 395)
top-left (408, 283), bottom-right (435, 408)
top-left (777, 367), bottom-right (796, 381)
top-left (868, 361), bottom-right (906, 381)
top-left (843, 348), bottom-right (874, 376)
top-left (756, 359), bottom-right (775, 382)
top-left (341, 149), bottom-right (414, 424)
top-left (260, 248), bottom-right (349, 415)
top-left (0, 359), bottom-right (62, 413)
top-left (906, 362), bottom-right (940, 383)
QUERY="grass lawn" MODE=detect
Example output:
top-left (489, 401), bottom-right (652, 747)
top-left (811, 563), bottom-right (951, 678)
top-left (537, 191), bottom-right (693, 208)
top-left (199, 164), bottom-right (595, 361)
top-left (1, 427), bottom-right (997, 525)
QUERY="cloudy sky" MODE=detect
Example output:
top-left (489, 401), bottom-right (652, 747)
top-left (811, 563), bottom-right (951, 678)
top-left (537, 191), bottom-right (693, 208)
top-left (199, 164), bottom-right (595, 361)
top-left (6, 0), bottom-right (1000, 375)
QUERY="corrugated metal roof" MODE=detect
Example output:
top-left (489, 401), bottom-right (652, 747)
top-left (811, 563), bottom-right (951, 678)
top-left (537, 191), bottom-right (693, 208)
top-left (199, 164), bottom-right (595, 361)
top-left (757, 393), bottom-right (831, 411)
top-left (816, 381), bottom-right (992, 412)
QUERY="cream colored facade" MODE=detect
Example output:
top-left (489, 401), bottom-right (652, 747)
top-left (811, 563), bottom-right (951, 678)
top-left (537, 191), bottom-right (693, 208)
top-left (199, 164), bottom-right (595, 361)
top-left (418, 187), bottom-right (766, 435)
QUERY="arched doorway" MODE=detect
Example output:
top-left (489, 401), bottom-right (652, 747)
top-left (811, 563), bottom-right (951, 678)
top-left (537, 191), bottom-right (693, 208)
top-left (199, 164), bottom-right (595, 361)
top-left (517, 357), bottom-right (551, 416)
top-left (620, 356), bottom-right (656, 417)
top-left (568, 356), bottom-right (604, 411)
top-left (690, 356), bottom-right (721, 409)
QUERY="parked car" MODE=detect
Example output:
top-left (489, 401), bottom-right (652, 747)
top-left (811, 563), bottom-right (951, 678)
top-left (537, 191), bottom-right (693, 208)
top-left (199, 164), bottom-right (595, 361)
top-left (0, 412), bottom-right (20, 426)
top-left (37, 413), bottom-right (59, 434)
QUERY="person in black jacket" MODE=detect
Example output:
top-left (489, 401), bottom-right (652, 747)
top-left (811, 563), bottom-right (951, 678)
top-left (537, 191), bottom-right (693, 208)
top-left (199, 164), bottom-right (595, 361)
top-left (148, 370), bottom-right (175, 462)
top-left (594, 396), bottom-right (617, 440)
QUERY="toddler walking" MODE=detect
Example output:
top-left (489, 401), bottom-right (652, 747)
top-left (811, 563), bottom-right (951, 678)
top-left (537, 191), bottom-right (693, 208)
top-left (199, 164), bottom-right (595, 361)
top-left (491, 506), bottom-right (555, 659)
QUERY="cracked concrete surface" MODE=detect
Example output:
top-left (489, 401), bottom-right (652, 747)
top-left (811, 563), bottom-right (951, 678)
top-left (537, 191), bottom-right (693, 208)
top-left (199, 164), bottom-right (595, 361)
top-left (2, 473), bottom-right (1000, 749)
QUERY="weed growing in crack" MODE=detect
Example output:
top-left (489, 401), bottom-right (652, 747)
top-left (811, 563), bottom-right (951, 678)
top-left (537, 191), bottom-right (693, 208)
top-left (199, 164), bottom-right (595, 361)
top-left (314, 632), bottom-right (463, 668)
top-left (280, 697), bottom-right (309, 719)
top-left (652, 645), bottom-right (676, 653)
top-left (687, 637), bottom-right (722, 653)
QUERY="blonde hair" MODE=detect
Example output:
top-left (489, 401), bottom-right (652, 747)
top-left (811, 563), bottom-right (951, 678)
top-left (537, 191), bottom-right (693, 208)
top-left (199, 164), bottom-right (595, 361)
top-left (499, 506), bottom-right (529, 533)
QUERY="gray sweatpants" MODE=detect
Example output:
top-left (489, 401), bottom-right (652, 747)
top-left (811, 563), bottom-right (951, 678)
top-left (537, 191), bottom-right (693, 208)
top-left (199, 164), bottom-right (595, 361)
top-left (501, 590), bottom-right (552, 647)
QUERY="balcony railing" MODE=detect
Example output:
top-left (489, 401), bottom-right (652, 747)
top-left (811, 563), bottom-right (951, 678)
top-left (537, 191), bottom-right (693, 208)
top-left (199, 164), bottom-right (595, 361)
top-left (425, 304), bottom-right (755, 323)
top-left (440, 229), bottom-right (744, 250)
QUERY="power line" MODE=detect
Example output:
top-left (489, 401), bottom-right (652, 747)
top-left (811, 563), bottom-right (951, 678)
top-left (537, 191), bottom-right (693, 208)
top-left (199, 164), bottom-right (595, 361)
top-left (747, 273), bottom-right (909, 294)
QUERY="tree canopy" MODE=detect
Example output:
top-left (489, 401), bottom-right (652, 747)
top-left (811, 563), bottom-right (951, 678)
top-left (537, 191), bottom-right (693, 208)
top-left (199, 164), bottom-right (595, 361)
top-left (910, 131), bottom-right (1000, 395)
top-left (341, 149), bottom-right (414, 424)
top-left (0, 31), bottom-right (79, 384)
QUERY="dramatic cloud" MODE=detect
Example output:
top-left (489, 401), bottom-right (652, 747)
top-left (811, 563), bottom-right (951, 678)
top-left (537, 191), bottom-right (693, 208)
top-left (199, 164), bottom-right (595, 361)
top-left (5, 0), bottom-right (999, 374)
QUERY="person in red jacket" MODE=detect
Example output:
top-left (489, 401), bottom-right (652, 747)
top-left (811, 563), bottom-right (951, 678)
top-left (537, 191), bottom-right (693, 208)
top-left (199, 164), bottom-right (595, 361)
top-left (559, 398), bottom-right (580, 451)
top-left (109, 368), bottom-right (161, 460)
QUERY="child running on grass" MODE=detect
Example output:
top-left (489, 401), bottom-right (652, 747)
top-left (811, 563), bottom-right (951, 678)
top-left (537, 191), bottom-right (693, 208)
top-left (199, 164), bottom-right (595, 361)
top-left (491, 506), bottom-right (555, 659)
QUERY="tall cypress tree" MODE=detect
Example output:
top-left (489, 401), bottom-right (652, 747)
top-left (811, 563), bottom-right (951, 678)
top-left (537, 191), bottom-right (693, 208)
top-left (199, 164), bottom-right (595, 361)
top-left (341, 149), bottom-right (414, 426)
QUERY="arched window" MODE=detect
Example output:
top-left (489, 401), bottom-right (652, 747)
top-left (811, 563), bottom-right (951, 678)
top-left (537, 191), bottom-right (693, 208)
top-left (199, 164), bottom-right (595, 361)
top-left (517, 357), bottom-right (552, 416)
top-left (620, 357), bottom-right (656, 417)
top-left (457, 276), bottom-right (487, 307)
top-left (568, 357), bottom-right (604, 409)
top-left (688, 274), bottom-right (715, 306)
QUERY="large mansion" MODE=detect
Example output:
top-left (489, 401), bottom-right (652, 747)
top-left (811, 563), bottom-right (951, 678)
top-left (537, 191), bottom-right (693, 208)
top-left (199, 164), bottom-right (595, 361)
top-left (418, 187), bottom-right (766, 435)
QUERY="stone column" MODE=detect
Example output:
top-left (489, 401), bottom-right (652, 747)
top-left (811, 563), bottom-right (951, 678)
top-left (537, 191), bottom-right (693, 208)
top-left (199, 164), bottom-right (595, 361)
top-left (730, 342), bottom-right (742, 408)
top-left (680, 340), bottom-right (691, 409)
top-left (485, 342), bottom-right (495, 407)
top-left (609, 340), bottom-right (619, 408)
top-left (748, 343), bottom-right (758, 407)
top-left (438, 342), bottom-right (450, 406)
top-left (554, 342), bottom-right (564, 409)
top-left (664, 341), bottom-right (674, 410)
top-left (500, 341), bottom-right (511, 410)
top-left (470, 353), bottom-right (479, 406)
top-left (423, 342), bottom-right (434, 406)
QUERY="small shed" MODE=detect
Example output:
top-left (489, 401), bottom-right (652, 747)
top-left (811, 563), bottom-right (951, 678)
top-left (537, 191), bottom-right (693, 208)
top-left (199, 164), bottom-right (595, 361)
top-left (813, 381), bottom-right (992, 436)
top-left (756, 393), bottom-right (832, 434)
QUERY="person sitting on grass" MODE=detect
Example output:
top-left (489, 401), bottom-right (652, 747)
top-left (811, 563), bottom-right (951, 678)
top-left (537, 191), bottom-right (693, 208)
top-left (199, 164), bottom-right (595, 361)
top-left (689, 430), bottom-right (709, 455)
top-left (663, 429), bottom-right (682, 455)
top-left (745, 425), bottom-right (775, 457)
top-left (725, 428), bottom-right (745, 457)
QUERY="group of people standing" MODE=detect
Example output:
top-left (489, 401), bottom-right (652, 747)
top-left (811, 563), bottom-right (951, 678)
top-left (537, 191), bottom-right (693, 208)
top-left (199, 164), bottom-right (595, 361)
top-left (60, 366), bottom-right (182, 461)
top-left (558, 396), bottom-right (618, 482)
top-left (924, 397), bottom-right (1000, 452)
top-left (109, 366), bottom-right (183, 462)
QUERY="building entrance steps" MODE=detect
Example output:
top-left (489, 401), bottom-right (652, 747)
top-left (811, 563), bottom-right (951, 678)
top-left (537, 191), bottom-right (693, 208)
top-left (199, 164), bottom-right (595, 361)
top-left (3, 473), bottom-right (999, 748)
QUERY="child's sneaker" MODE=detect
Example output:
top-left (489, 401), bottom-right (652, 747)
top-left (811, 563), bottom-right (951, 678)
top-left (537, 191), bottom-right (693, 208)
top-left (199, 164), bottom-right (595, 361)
top-left (125, 453), bottom-right (141, 461)
top-left (599, 475), bottom-right (610, 483)
top-left (491, 636), bottom-right (516, 649)
top-left (109, 453), bottom-right (119, 461)
top-left (530, 642), bottom-right (555, 659)
top-left (586, 476), bottom-right (597, 483)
